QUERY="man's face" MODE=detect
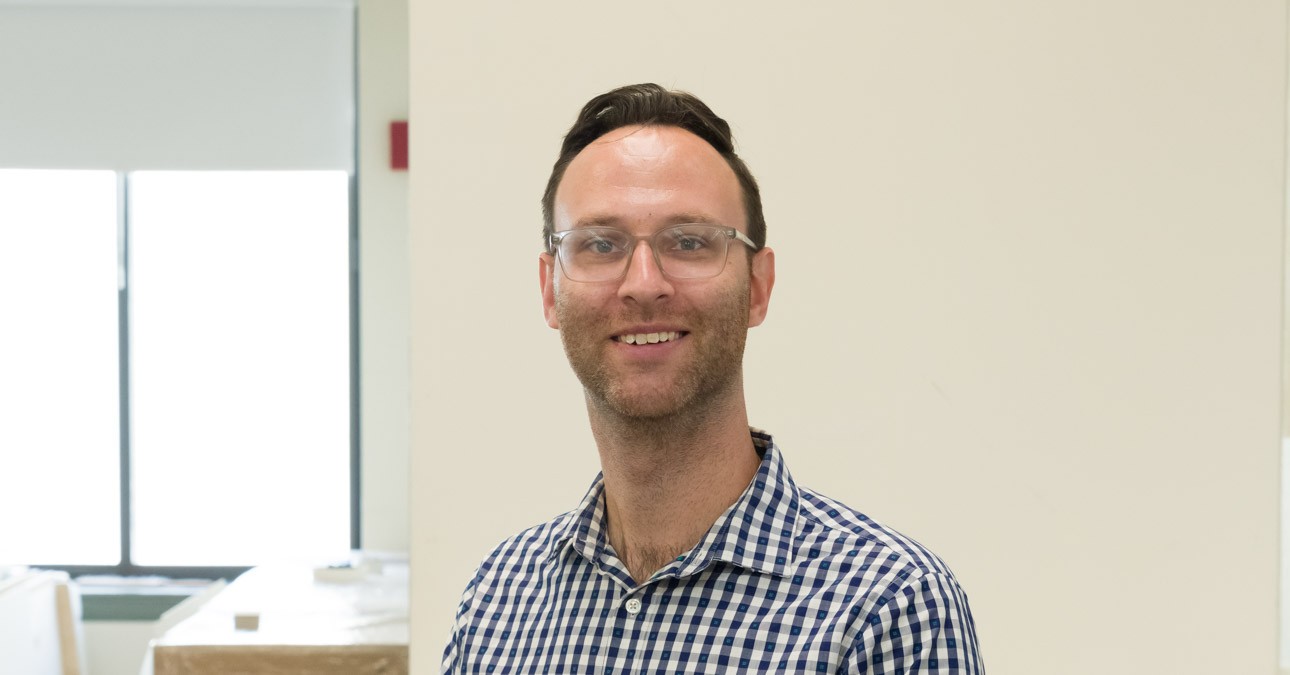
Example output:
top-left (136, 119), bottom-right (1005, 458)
top-left (540, 125), bottom-right (774, 420)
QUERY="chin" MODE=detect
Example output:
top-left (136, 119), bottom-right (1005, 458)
top-left (599, 386), bottom-right (691, 420)
top-left (594, 368), bottom-right (737, 423)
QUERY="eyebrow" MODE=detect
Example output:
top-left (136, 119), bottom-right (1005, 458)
top-left (570, 213), bottom-right (724, 229)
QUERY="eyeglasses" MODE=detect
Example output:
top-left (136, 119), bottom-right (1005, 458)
top-left (548, 224), bottom-right (757, 283)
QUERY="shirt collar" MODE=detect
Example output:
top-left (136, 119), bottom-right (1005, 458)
top-left (550, 472), bottom-right (611, 566)
top-left (550, 428), bottom-right (800, 579)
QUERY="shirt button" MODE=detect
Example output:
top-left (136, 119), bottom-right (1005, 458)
top-left (625, 598), bottom-right (642, 615)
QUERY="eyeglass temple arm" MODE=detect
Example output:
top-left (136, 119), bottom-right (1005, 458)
top-left (728, 228), bottom-right (757, 250)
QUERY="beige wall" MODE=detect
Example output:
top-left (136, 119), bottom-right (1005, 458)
top-left (409, 2), bottom-right (1285, 673)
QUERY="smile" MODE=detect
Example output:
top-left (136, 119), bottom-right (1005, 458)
top-left (613, 331), bottom-right (686, 345)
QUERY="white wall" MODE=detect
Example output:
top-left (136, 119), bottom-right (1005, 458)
top-left (357, 0), bottom-right (411, 553)
top-left (408, 2), bottom-right (1285, 674)
top-left (0, 3), bottom-right (353, 171)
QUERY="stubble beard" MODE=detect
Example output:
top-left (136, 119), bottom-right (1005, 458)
top-left (555, 279), bottom-right (751, 437)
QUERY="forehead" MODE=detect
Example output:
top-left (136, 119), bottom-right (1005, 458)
top-left (553, 125), bottom-right (745, 230)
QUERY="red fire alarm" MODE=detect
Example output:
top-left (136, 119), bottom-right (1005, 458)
top-left (390, 121), bottom-right (409, 170)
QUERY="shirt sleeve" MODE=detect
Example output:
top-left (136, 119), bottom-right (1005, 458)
top-left (441, 571), bottom-right (482, 674)
top-left (844, 571), bottom-right (983, 674)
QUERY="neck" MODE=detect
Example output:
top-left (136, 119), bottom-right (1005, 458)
top-left (586, 384), bottom-right (761, 586)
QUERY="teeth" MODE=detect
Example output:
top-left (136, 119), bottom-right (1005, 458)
top-left (618, 331), bottom-right (681, 345)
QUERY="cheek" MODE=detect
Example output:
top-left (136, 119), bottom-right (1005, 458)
top-left (552, 287), bottom-right (601, 329)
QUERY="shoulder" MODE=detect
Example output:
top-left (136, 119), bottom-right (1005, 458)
top-left (790, 486), bottom-right (976, 624)
top-left (795, 486), bottom-right (961, 580)
top-left (470, 510), bottom-right (578, 583)
top-left (794, 489), bottom-right (983, 670)
top-left (446, 512), bottom-right (577, 636)
top-left (443, 513), bottom-right (579, 672)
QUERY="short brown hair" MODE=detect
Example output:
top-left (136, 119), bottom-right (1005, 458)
top-left (542, 83), bottom-right (765, 251)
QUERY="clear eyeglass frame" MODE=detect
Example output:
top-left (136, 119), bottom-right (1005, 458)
top-left (548, 223), bottom-right (758, 282)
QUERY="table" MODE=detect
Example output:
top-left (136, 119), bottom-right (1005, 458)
top-left (152, 561), bottom-right (407, 675)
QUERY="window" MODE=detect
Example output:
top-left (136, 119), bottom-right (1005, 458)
top-left (0, 0), bottom-right (357, 576)
top-left (0, 169), bottom-right (355, 575)
top-left (1, 170), bottom-right (121, 565)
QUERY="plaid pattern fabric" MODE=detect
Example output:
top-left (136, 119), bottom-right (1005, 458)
top-left (443, 429), bottom-right (983, 673)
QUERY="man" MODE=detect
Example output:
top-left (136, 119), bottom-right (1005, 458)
top-left (442, 83), bottom-right (982, 673)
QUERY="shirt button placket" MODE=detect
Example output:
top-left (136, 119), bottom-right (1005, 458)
top-left (617, 596), bottom-right (642, 672)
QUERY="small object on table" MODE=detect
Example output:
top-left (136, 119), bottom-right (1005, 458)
top-left (233, 613), bottom-right (259, 631)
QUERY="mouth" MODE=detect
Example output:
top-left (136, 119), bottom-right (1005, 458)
top-left (612, 330), bottom-right (687, 345)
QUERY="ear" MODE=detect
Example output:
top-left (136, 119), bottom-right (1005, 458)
top-left (747, 247), bottom-right (775, 328)
top-left (540, 252), bottom-right (560, 329)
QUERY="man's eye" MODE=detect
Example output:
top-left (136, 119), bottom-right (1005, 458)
top-left (662, 232), bottom-right (713, 254)
top-left (675, 236), bottom-right (707, 251)
top-left (581, 237), bottom-right (622, 255)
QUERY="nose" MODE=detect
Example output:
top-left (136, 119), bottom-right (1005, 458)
top-left (617, 240), bottom-right (673, 305)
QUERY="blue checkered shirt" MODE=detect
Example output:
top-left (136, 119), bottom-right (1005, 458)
top-left (442, 430), bottom-right (983, 673)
